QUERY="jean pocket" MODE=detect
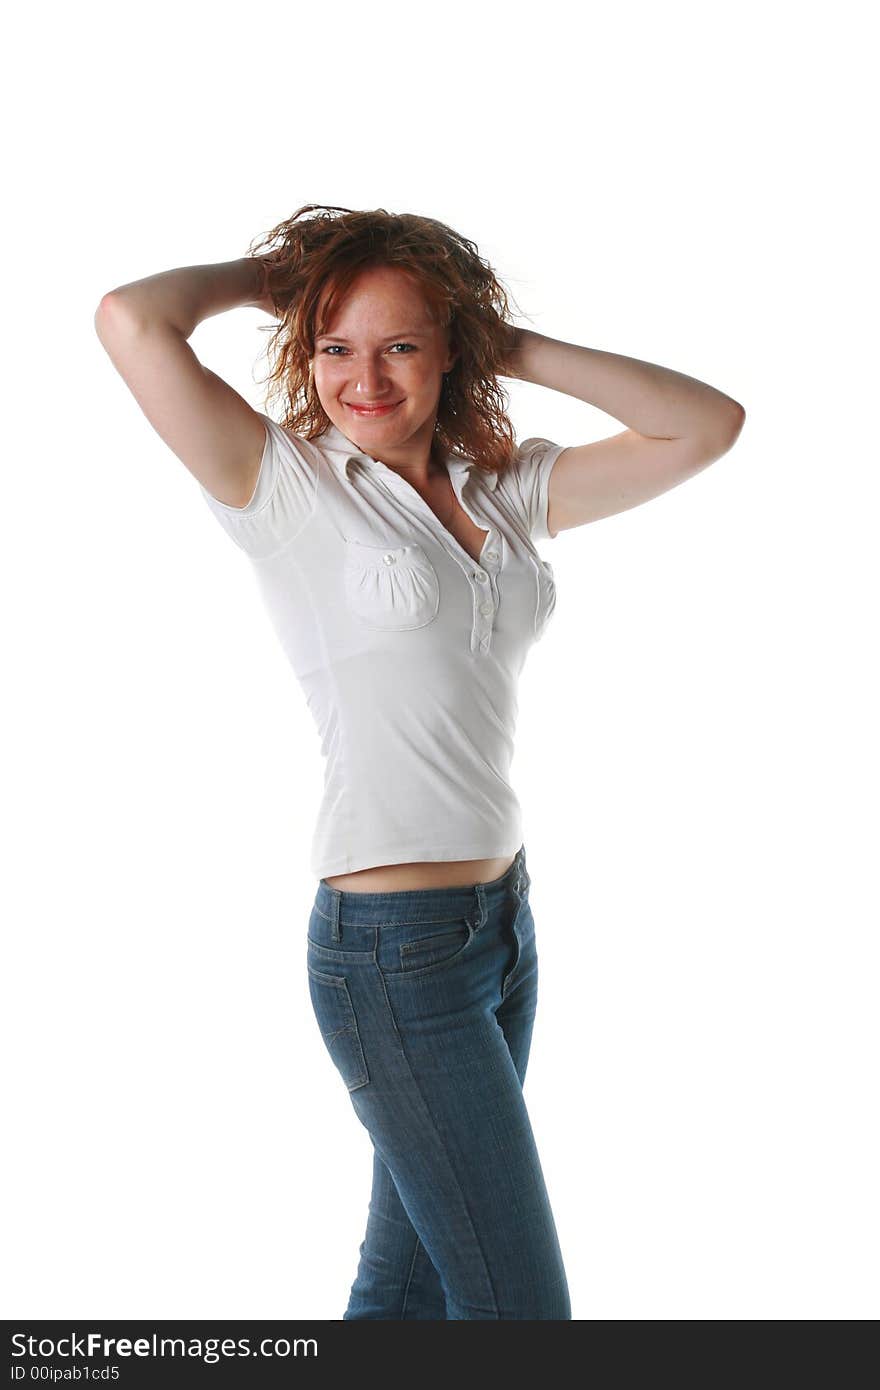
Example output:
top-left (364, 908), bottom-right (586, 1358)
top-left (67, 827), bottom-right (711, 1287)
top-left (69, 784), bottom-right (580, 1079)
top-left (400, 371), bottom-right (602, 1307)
top-left (393, 918), bottom-right (474, 979)
top-left (343, 539), bottom-right (440, 630)
top-left (306, 964), bottom-right (370, 1092)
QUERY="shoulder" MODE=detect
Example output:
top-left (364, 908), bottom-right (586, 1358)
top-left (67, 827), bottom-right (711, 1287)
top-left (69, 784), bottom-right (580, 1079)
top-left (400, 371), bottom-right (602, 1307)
top-left (261, 414), bottom-right (321, 468)
top-left (493, 435), bottom-right (566, 541)
top-left (198, 413), bottom-right (321, 558)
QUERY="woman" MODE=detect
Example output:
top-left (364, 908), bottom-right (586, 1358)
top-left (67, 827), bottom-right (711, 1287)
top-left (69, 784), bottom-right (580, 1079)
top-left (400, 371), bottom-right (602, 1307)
top-left (95, 204), bottom-right (745, 1319)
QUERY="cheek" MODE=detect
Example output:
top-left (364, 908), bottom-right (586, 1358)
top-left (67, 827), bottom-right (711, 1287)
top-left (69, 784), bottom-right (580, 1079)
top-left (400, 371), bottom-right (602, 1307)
top-left (312, 362), bottom-right (343, 393)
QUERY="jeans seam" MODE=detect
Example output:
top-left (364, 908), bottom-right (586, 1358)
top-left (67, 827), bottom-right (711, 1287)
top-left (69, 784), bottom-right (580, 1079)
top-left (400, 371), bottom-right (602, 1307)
top-left (372, 962), bottom-right (500, 1317)
top-left (400, 1236), bottom-right (424, 1319)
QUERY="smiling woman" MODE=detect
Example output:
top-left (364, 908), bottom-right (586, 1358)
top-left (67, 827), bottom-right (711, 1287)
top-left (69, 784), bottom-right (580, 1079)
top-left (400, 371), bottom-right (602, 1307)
top-left (248, 203), bottom-right (525, 482)
top-left (308, 263), bottom-right (459, 491)
top-left (95, 199), bottom-right (743, 1322)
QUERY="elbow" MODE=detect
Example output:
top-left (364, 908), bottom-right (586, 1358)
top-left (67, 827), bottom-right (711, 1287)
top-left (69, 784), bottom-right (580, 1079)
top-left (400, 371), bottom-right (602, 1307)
top-left (687, 405), bottom-right (745, 468)
top-left (727, 402), bottom-right (747, 443)
top-left (94, 290), bottom-right (145, 342)
top-left (94, 290), bottom-right (123, 335)
top-left (95, 289), bottom-right (122, 319)
top-left (707, 401), bottom-right (746, 454)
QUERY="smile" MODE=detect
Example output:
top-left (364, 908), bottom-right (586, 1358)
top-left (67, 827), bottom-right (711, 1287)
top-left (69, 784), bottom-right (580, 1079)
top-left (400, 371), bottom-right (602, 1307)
top-left (344, 402), bottom-right (402, 417)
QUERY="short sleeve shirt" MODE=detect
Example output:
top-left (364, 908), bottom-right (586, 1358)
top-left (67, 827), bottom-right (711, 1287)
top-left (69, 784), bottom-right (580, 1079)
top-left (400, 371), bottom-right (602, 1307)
top-left (199, 414), bottom-right (564, 878)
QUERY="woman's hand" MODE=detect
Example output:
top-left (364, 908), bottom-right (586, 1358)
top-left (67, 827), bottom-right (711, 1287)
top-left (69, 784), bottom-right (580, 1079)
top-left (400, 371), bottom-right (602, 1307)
top-left (247, 257), bottom-right (281, 318)
top-left (498, 322), bottom-right (525, 379)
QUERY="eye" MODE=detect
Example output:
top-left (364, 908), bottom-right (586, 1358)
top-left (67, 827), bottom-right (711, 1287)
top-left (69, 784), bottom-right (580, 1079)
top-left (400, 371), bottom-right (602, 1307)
top-left (319, 343), bottom-right (417, 356)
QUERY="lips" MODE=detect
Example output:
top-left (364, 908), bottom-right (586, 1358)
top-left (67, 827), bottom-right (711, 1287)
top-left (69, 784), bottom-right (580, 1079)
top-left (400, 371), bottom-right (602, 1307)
top-left (344, 401), bottom-right (402, 416)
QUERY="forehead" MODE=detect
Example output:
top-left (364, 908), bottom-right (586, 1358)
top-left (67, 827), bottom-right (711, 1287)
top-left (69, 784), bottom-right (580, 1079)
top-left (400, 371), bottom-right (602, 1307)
top-left (317, 268), bottom-right (437, 332)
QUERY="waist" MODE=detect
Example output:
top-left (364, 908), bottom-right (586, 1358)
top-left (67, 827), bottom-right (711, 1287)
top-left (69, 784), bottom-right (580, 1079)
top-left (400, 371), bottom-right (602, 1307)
top-left (322, 851), bottom-right (517, 895)
top-left (315, 845), bottom-right (522, 911)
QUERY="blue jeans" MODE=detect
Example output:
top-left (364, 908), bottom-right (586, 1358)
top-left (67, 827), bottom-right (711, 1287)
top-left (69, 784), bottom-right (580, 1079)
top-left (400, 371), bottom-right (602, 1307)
top-left (306, 845), bottom-right (571, 1320)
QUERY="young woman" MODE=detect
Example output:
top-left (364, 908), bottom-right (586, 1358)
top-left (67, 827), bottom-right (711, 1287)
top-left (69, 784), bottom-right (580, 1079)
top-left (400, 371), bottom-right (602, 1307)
top-left (95, 204), bottom-right (745, 1319)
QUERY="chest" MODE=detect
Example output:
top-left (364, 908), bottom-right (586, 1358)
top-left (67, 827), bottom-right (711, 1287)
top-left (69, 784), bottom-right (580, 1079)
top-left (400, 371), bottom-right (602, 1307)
top-left (431, 485), bottom-right (490, 567)
top-left (256, 465), bottom-right (557, 665)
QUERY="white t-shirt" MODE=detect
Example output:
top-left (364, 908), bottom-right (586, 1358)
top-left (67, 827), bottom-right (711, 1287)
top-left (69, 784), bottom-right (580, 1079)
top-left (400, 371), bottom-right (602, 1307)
top-left (199, 415), bottom-right (564, 878)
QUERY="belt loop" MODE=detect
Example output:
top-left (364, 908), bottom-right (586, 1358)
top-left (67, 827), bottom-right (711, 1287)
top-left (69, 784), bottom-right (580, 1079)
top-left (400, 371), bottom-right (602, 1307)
top-left (472, 882), bottom-right (488, 932)
top-left (329, 888), bottom-right (342, 944)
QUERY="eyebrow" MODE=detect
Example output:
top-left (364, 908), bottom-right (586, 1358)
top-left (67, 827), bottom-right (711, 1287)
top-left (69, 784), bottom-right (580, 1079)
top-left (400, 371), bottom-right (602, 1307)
top-left (315, 331), bottom-right (431, 343)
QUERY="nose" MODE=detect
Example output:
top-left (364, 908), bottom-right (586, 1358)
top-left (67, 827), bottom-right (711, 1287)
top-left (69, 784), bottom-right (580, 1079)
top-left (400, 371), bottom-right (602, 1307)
top-left (352, 358), bottom-right (393, 396)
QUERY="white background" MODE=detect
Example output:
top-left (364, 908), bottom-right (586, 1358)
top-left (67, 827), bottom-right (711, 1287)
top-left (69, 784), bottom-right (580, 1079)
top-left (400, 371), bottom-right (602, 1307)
top-left (4, 0), bottom-right (877, 1320)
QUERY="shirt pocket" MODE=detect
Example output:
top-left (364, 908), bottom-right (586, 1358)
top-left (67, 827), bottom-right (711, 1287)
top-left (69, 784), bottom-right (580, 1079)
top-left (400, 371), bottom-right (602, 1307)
top-left (343, 539), bottom-right (440, 631)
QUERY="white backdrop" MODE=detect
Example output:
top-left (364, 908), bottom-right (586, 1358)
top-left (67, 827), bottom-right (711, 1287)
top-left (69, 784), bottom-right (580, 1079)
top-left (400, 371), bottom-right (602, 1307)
top-left (4, 0), bottom-right (877, 1321)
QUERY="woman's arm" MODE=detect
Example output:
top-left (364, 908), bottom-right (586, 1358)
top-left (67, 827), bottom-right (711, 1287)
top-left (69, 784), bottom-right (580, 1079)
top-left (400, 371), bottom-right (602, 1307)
top-left (503, 327), bottom-right (744, 443)
top-left (94, 257), bottom-right (274, 503)
top-left (100, 256), bottom-right (270, 338)
top-left (500, 326), bottom-right (745, 533)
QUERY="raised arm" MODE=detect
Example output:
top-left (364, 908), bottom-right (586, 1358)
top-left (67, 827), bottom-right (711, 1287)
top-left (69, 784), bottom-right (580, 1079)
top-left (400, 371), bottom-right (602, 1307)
top-left (93, 257), bottom-right (276, 507)
top-left (501, 327), bottom-right (746, 533)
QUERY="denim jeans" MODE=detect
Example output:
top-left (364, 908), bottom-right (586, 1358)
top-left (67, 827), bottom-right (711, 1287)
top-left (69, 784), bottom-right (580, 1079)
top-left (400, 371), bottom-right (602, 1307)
top-left (306, 844), bottom-right (571, 1320)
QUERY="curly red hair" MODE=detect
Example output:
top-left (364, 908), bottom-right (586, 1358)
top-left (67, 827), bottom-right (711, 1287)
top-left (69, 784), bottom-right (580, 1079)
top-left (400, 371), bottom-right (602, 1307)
top-left (247, 204), bottom-right (527, 478)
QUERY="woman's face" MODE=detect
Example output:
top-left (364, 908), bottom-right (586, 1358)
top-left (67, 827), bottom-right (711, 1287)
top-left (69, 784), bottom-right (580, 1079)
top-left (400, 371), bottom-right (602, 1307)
top-left (311, 264), bottom-right (456, 466)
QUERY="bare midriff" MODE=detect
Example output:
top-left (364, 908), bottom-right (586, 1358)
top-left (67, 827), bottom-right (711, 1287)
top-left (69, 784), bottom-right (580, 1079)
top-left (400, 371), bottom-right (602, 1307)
top-left (323, 853), bottom-right (517, 894)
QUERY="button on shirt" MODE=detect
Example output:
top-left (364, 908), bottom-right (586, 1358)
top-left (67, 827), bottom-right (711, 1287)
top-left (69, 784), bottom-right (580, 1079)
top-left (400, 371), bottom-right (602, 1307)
top-left (199, 415), bottom-right (564, 878)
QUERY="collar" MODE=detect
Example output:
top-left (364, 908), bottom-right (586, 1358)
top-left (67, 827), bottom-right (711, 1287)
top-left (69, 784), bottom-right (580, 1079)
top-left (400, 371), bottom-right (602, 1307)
top-left (314, 421), bottom-right (498, 491)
